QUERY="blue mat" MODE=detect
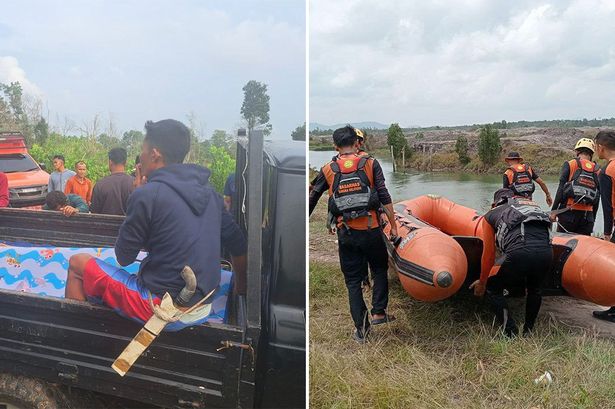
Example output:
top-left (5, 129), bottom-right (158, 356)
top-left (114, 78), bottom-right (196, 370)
top-left (0, 243), bottom-right (231, 324)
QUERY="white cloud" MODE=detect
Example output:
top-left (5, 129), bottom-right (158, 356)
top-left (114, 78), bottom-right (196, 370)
top-left (311, 0), bottom-right (615, 126)
top-left (0, 56), bottom-right (43, 97)
top-left (0, 1), bottom-right (305, 138)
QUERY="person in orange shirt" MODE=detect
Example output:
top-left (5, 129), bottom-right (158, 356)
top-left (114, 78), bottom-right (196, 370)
top-left (64, 161), bottom-right (93, 205)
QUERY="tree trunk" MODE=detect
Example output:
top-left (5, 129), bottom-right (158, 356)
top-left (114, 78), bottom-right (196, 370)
top-left (390, 145), bottom-right (396, 172)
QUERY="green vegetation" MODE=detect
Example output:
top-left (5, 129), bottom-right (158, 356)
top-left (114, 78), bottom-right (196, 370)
top-left (1, 80), bottom-right (237, 193)
top-left (29, 133), bottom-right (127, 184)
top-left (406, 144), bottom-right (573, 175)
top-left (207, 145), bottom-right (235, 194)
top-left (292, 122), bottom-right (306, 141)
top-left (478, 125), bottom-right (502, 166)
top-left (0, 81), bottom-right (48, 146)
top-left (310, 117), bottom-right (615, 137)
top-left (28, 129), bottom-right (236, 193)
top-left (402, 117), bottom-right (615, 134)
top-left (455, 135), bottom-right (471, 165)
top-left (241, 80), bottom-right (271, 135)
top-left (387, 123), bottom-right (411, 162)
top-left (309, 200), bottom-right (615, 409)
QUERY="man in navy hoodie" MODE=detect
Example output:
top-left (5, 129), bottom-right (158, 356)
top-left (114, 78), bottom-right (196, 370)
top-left (65, 119), bottom-right (247, 326)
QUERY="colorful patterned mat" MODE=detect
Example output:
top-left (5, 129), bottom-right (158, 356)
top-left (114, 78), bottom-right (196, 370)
top-left (0, 243), bottom-right (231, 324)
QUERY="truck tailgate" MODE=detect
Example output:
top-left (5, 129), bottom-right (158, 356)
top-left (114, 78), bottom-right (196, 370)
top-left (0, 290), bottom-right (247, 408)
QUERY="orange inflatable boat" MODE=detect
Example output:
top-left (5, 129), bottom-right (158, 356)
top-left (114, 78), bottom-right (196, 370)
top-left (384, 194), bottom-right (615, 305)
top-left (381, 207), bottom-right (467, 301)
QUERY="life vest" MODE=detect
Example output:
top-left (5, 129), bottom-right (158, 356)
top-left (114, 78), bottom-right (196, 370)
top-left (506, 164), bottom-right (536, 197)
top-left (562, 158), bottom-right (599, 211)
top-left (494, 197), bottom-right (552, 251)
top-left (324, 154), bottom-right (380, 229)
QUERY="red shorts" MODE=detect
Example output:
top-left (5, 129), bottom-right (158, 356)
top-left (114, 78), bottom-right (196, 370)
top-left (83, 257), bottom-right (160, 324)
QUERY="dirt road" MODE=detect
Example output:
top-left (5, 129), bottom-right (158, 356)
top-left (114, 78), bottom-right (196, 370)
top-left (541, 297), bottom-right (615, 338)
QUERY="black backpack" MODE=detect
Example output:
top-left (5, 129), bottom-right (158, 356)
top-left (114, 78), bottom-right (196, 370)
top-left (563, 159), bottom-right (599, 206)
top-left (494, 197), bottom-right (551, 251)
top-left (328, 156), bottom-right (380, 225)
top-left (509, 164), bottom-right (536, 197)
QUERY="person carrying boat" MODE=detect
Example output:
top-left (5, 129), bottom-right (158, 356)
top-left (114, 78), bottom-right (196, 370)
top-left (309, 125), bottom-right (397, 343)
top-left (503, 152), bottom-right (553, 206)
top-left (551, 138), bottom-right (600, 235)
top-left (470, 188), bottom-right (553, 337)
top-left (592, 130), bottom-right (615, 322)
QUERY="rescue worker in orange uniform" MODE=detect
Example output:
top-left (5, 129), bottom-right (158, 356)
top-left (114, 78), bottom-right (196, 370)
top-left (551, 138), bottom-right (600, 235)
top-left (593, 130), bottom-right (615, 322)
top-left (310, 126), bottom-right (397, 343)
top-left (503, 152), bottom-right (553, 206)
top-left (471, 188), bottom-right (552, 337)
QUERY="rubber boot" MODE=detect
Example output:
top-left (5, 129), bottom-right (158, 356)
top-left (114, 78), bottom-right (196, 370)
top-left (593, 306), bottom-right (615, 323)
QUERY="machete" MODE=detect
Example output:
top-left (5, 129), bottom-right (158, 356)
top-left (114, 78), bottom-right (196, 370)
top-left (112, 266), bottom-right (205, 377)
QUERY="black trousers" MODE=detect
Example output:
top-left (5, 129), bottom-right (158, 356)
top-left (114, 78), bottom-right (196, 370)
top-left (556, 210), bottom-right (594, 236)
top-left (337, 227), bottom-right (389, 331)
top-left (486, 246), bottom-right (552, 332)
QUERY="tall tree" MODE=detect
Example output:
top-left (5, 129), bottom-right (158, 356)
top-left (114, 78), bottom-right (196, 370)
top-left (478, 124), bottom-right (501, 166)
top-left (454, 135), bottom-right (470, 165)
top-left (122, 130), bottom-right (144, 154)
top-left (387, 123), bottom-right (409, 159)
top-left (34, 117), bottom-right (49, 145)
top-left (240, 80), bottom-right (271, 133)
top-left (291, 122), bottom-right (306, 141)
top-left (0, 81), bottom-right (37, 145)
top-left (210, 129), bottom-right (235, 153)
top-left (0, 82), bottom-right (24, 120)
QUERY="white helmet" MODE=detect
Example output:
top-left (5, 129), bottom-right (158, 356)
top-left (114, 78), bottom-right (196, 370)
top-left (574, 138), bottom-right (595, 153)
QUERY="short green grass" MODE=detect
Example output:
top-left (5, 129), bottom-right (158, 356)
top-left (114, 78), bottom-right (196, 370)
top-left (309, 202), bottom-right (615, 409)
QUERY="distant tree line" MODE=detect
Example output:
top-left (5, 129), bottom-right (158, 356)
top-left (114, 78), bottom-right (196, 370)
top-left (310, 117), bottom-right (615, 137)
top-left (311, 126), bottom-right (383, 136)
top-left (2, 79), bottom-right (305, 193)
top-left (402, 117), bottom-right (615, 133)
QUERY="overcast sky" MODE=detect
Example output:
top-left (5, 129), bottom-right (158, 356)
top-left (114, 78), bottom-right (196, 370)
top-left (310, 0), bottom-right (615, 128)
top-left (0, 0), bottom-right (305, 139)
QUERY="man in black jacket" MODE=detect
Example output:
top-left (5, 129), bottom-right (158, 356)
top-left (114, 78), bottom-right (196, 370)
top-left (471, 188), bottom-right (553, 337)
top-left (65, 119), bottom-right (246, 328)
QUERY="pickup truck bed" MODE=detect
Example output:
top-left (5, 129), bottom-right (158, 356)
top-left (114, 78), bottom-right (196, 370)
top-left (0, 210), bottom-right (254, 409)
top-left (0, 137), bottom-right (306, 408)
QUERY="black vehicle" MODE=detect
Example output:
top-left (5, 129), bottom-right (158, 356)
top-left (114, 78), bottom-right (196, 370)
top-left (0, 131), bottom-right (306, 408)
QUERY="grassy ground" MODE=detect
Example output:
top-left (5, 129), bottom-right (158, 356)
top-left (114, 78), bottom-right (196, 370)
top-left (309, 200), bottom-right (615, 409)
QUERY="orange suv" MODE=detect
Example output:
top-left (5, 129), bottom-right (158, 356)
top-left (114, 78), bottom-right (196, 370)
top-left (0, 132), bottom-right (49, 208)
